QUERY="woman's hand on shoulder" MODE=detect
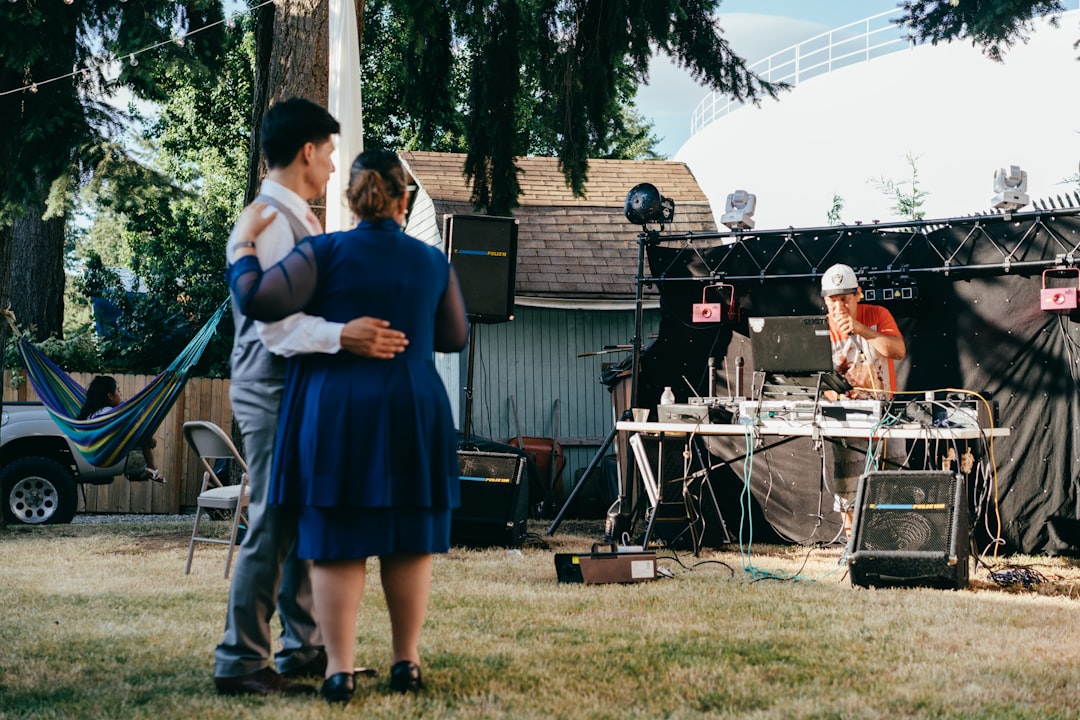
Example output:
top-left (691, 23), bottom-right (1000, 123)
top-left (230, 201), bottom-right (279, 262)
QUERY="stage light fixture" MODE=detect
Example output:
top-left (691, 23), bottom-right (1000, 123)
top-left (721, 190), bottom-right (756, 230)
top-left (692, 282), bottom-right (738, 324)
top-left (862, 273), bottom-right (919, 311)
top-left (624, 183), bottom-right (675, 226)
top-left (992, 165), bottom-right (1029, 212)
top-left (1040, 268), bottom-right (1079, 313)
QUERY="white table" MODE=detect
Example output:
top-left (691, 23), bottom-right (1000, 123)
top-left (615, 420), bottom-right (1010, 441)
top-left (616, 420), bottom-right (1009, 552)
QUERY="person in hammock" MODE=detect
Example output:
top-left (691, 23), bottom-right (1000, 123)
top-left (78, 375), bottom-right (165, 483)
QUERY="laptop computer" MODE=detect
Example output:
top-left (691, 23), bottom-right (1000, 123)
top-left (746, 315), bottom-right (850, 398)
top-left (748, 315), bottom-right (833, 373)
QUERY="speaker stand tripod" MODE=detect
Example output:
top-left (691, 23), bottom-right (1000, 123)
top-left (546, 228), bottom-right (658, 538)
top-left (459, 318), bottom-right (480, 451)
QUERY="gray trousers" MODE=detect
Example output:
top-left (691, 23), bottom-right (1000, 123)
top-left (214, 380), bottom-right (322, 677)
top-left (831, 437), bottom-right (906, 512)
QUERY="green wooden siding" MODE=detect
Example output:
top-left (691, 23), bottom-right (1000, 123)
top-left (454, 305), bottom-right (659, 506)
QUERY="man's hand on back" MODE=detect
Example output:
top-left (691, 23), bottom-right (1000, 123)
top-left (341, 317), bottom-right (408, 359)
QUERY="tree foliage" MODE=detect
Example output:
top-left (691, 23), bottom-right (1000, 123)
top-left (898, 0), bottom-right (1068, 61)
top-left (826, 193), bottom-right (845, 225)
top-left (360, 0), bottom-right (664, 168)
top-left (1, 0), bottom-right (229, 341)
top-left (359, 2), bottom-right (469, 154)
top-left (1, 0), bottom-right (229, 224)
top-left (75, 20), bottom-right (255, 376)
top-left (373, 0), bottom-right (783, 215)
top-left (871, 153), bottom-right (929, 221)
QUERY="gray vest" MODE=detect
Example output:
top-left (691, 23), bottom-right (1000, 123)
top-left (228, 195), bottom-right (312, 384)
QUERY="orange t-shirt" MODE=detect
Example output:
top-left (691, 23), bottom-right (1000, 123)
top-left (828, 304), bottom-right (901, 398)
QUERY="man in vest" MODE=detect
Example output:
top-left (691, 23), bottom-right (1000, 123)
top-left (821, 263), bottom-right (906, 541)
top-left (215, 97), bottom-right (409, 696)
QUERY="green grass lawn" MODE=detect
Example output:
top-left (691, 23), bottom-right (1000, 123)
top-left (2, 517), bottom-right (1080, 719)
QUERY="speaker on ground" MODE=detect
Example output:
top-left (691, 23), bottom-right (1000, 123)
top-left (444, 214), bottom-right (518, 324)
top-left (452, 451), bottom-right (529, 547)
top-left (848, 470), bottom-right (969, 589)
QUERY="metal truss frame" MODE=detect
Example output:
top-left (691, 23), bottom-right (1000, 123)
top-left (644, 204), bottom-right (1080, 287)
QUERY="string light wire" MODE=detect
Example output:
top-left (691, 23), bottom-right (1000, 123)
top-left (0, 0), bottom-right (275, 97)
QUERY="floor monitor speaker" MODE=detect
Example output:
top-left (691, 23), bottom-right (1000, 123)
top-left (452, 451), bottom-right (529, 547)
top-left (444, 214), bottom-right (518, 324)
top-left (848, 470), bottom-right (969, 589)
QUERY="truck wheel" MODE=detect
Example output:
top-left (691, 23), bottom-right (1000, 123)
top-left (2, 457), bottom-right (78, 525)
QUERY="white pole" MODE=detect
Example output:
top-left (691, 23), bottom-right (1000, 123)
top-left (326, 0), bottom-right (364, 233)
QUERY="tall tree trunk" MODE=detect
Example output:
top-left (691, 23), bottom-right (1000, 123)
top-left (9, 195), bottom-right (65, 341)
top-left (355, 0), bottom-right (365, 50)
top-left (0, 223), bottom-right (13, 401)
top-left (3, 2), bottom-right (79, 343)
top-left (0, 225), bottom-right (12, 319)
top-left (246, 0), bottom-right (331, 204)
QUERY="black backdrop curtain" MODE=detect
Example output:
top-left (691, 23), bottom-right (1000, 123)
top-left (634, 209), bottom-right (1080, 554)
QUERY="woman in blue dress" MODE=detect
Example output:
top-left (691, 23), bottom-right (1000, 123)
top-left (229, 150), bottom-right (468, 703)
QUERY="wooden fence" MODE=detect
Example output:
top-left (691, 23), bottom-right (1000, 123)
top-left (3, 372), bottom-right (233, 515)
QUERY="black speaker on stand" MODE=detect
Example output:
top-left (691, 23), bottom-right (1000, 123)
top-left (847, 470), bottom-right (969, 589)
top-left (443, 213), bottom-right (519, 450)
top-left (444, 215), bottom-right (523, 546)
top-left (444, 214), bottom-right (518, 325)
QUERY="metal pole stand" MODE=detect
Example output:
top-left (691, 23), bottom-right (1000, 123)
top-left (544, 408), bottom-right (630, 536)
top-left (459, 321), bottom-right (478, 451)
top-left (546, 228), bottom-right (657, 537)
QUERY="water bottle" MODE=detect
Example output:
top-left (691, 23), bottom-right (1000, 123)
top-left (660, 386), bottom-right (675, 405)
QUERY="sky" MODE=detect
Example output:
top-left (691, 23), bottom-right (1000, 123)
top-left (638, 1), bottom-right (1080, 229)
top-left (637, 0), bottom-right (900, 158)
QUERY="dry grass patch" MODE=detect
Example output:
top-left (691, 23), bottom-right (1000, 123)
top-left (3, 518), bottom-right (1080, 719)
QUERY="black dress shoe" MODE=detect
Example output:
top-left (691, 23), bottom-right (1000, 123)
top-left (389, 660), bottom-right (423, 693)
top-left (214, 667), bottom-right (317, 696)
top-left (321, 672), bottom-right (355, 704)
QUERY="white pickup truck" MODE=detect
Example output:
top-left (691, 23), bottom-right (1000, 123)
top-left (1, 401), bottom-right (131, 525)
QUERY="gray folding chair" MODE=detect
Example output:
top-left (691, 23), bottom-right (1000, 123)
top-left (183, 421), bottom-right (250, 578)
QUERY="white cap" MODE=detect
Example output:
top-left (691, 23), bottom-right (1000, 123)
top-left (821, 263), bottom-right (858, 297)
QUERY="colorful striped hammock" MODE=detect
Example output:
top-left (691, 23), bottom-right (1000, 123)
top-left (8, 301), bottom-right (228, 468)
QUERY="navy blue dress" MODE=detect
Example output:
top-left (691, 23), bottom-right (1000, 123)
top-left (229, 218), bottom-right (468, 560)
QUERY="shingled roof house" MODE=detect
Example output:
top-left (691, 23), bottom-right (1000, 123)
top-left (399, 151), bottom-right (717, 508)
